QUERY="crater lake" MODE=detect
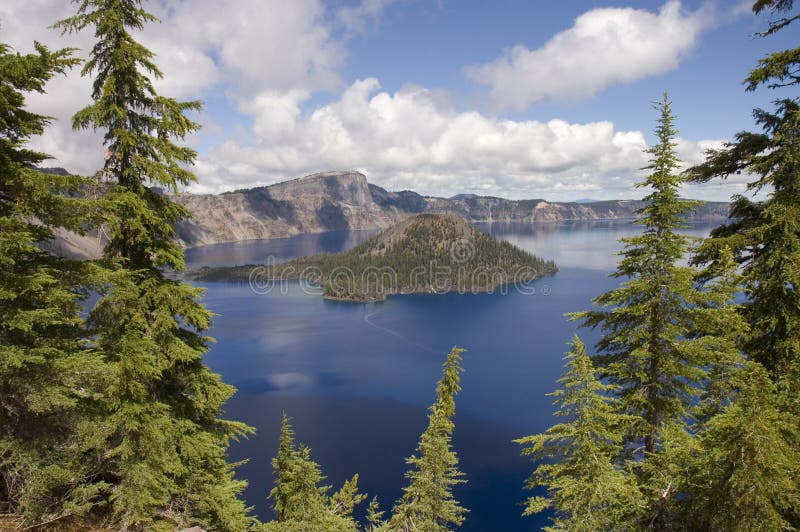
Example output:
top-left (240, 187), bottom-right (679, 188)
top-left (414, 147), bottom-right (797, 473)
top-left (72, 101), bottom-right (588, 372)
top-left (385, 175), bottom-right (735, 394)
top-left (186, 220), bottom-right (715, 531)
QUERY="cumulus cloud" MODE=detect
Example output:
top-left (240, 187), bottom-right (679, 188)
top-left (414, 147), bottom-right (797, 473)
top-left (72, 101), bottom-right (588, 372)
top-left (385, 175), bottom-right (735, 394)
top-left (2, 0), bottom-right (348, 174)
top-left (0, 0), bottom-right (104, 174)
top-left (2, 0), bottom-right (738, 202)
top-left (466, 1), bottom-right (710, 111)
top-left (145, 0), bottom-right (343, 97)
top-left (189, 78), bottom-right (731, 201)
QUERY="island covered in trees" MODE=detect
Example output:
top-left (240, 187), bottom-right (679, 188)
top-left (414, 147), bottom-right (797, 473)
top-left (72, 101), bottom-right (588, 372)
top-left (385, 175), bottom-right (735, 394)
top-left (190, 213), bottom-right (557, 301)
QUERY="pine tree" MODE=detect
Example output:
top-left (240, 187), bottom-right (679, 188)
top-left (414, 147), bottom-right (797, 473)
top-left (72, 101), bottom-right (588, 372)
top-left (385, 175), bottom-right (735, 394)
top-left (685, 4), bottom-right (800, 525)
top-left (263, 414), bottom-right (361, 532)
top-left (516, 336), bottom-right (641, 531)
top-left (0, 40), bottom-right (109, 524)
top-left (574, 94), bottom-right (706, 454)
top-left (268, 413), bottom-right (330, 523)
top-left (54, 1), bottom-right (252, 529)
top-left (687, 0), bottom-right (800, 387)
top-left (331, 474), bottom-right (368, 520)
top-left (683, 362), bottom-right (800, 530)
top-left (387, 347), bottom-right (467, 532)
top-left (572, 94), bottom-right (746, 528)
top-left (365, 497), bottom-right (386, 531)
top-left (270, 414), bottom-right (302, 521)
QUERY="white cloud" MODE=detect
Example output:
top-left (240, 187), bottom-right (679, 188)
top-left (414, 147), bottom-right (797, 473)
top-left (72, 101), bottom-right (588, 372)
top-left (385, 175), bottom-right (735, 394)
top-left (189, 78), bottom-right (731, 201)
top-left (0, 0), bottom-right (104, 175)
top-left (2, 0), bottom-right (738, 202)
top-left (466, 1), bottom-right (710, 111)
top-left (145, 0), bottom-right (343, 97)
top-left (2, 0), bottom-right (348, 174)
top-left (337, 0), bottom-right (395, 36)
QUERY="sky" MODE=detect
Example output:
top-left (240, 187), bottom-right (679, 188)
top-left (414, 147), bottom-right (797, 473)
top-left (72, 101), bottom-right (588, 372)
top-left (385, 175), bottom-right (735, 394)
top-left (2, 0), bottom-right (794, 201)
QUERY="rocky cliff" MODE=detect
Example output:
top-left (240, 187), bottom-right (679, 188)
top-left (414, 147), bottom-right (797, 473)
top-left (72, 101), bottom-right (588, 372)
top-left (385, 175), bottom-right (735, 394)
top-left (172, 171), bottom-right (408, 246)
top-left (171, 170), bottom-right (730, 248)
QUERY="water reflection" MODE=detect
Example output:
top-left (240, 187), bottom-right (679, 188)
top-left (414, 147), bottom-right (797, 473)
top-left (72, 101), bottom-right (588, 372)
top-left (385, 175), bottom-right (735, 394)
top-left (476, 220), bottom-right (715, 270)
top-left (185, 228), bottom-right (380, 268)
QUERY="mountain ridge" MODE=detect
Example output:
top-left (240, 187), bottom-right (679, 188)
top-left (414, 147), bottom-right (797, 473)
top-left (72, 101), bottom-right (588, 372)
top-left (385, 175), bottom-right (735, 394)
top-left (169, 170), bottom-right (730, 248)
top-left (45, 169), bottom-right (730, 257)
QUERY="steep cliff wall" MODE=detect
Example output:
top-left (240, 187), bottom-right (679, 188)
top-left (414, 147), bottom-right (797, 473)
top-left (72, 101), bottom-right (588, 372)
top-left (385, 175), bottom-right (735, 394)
top-left (172, 171), bottom-right (409, 247)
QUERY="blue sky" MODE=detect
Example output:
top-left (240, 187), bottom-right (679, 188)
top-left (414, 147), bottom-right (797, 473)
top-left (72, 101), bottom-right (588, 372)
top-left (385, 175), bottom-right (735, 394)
top-left (3, 0), bottom-right (793, 201)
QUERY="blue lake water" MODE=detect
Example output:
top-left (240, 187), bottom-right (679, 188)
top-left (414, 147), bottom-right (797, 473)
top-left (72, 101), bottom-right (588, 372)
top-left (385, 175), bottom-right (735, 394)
top-left (188, 220), bottom-right (714, 531)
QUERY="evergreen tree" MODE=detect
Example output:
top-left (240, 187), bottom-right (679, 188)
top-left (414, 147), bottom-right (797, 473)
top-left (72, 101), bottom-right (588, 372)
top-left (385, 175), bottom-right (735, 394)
top-left (516, 336), bottom-right (641, 531)
top-left (572, 94), bottom-right (746, 528)
top-left (0, 40), bottom-right (109, 524)
top-left (683, 362), bottom-right (800, 530)
top-left (573, 94), bottom-right (706, 454)
top-left (263, 414), bottom-right (361, 532)
top-left (365, 497), bottom-right (386, 531)
top-left (388, 347), bottom-right (467, 532)
top-left (686, 4), bottom-right (800, 525)
top-left (54, 1), bottom-right (252, 529)
top-left (268, 413), bottom-right (330, 523)
top-left (331, 474), bottom-right (368, 520)
top-left (687, 0), bottom-right (800, 387)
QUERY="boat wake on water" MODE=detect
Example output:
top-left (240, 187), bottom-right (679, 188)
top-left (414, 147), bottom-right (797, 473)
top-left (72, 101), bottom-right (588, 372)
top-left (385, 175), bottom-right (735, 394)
top-left (363, 309), bottom-right (438, 354)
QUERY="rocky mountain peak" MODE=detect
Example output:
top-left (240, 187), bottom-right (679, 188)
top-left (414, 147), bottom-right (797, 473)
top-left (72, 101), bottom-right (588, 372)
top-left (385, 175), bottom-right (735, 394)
top-left (267, 170), bottom-right (372, 207)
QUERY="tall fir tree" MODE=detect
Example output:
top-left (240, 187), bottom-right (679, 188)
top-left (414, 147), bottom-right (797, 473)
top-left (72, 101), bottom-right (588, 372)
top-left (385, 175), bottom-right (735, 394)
top-left (0, 40), bottom-right (109, 524)
top-left (573, 94), bottom-right (704, 454)
top-left (54, 1), bottom-right (252, 529)
top-left (572, 94), bottom-right (745, 528)
top-left (516, 336), bottom-right (641, 531)
top-left (388, 347), bottom-right (467, 532)
top-left (685, 2), bottom-right (800, 526)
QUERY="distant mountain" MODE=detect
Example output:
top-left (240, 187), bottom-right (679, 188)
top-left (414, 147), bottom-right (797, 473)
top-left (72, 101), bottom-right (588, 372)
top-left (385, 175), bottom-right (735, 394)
top-left (42, 168), bottom-right (730, 256)
top-left (190, 213), bottom-right (557, 302)
top-left (170, 170), bottom-right (731, 248)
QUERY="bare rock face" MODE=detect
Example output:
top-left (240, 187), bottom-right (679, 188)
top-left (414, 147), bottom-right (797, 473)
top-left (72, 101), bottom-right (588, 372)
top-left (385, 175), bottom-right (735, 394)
top-left (44, 227), bottom-right (106, 260)
top-left (172, 170), bottom-right (409, 247)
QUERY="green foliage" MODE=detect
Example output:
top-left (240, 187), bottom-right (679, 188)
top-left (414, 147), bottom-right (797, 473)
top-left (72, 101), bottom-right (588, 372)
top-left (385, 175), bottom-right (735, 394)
top-left (263, 414), bottom-right (362, 532)
top-left (562, 95), bottom-right (748, 529)
top-left (635, 422), bottom-right (698, 530)
top-left (747, 0), bottom-right (799, 89)
top-left (0, 39), bottom-right (111, 524)
top-left (516, 336), bottom-right (641, 531)
top-left (683, 362), bottom-right (800, 530)
top-left (331, 474), bottom-right (368, 520)
top-left (687, 1), bottom-right (800, 386)
top-left (686, 6), bottom-right (800, 525)
top-left (365, 497), bottom-right (386, 531)
top-left (573, 94), bottom-right (719, 454)
top-left (52, 0), bottom-right (253, 528)
top-left (387, 347), bottom-right (467, 532)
